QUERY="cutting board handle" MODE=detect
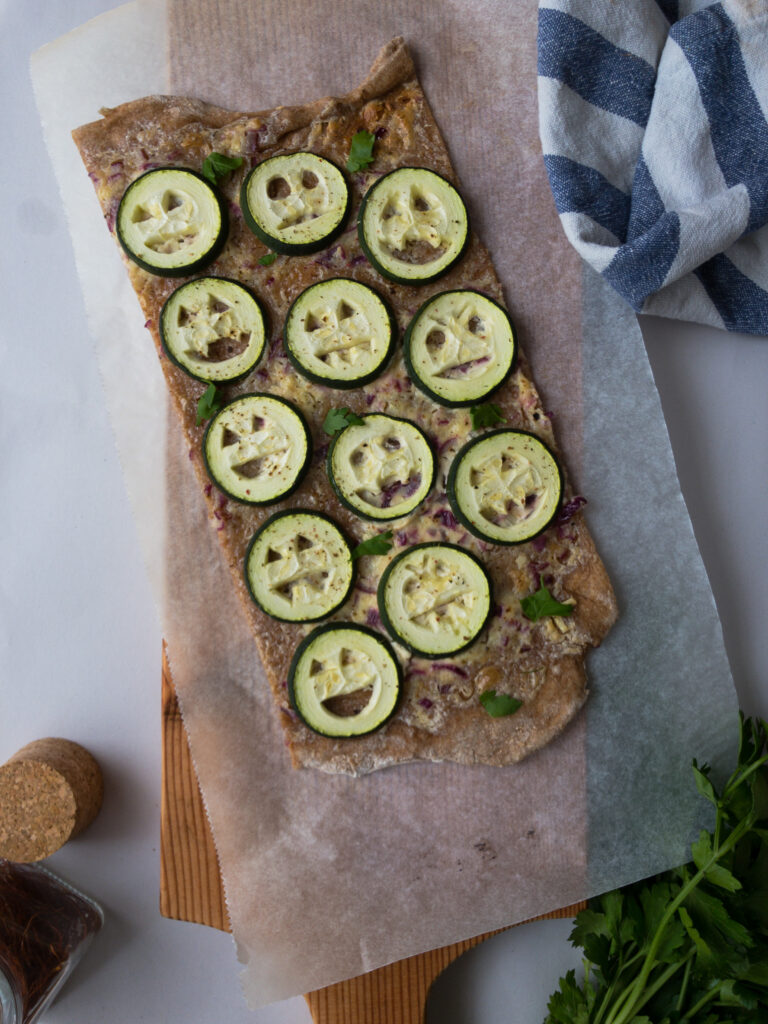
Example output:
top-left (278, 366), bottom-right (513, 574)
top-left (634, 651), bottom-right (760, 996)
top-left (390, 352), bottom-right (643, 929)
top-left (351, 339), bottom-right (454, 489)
top-left (304, 932), bottom-right (502, 1023)
top-left (160, 646), bottom-right (584, 1022)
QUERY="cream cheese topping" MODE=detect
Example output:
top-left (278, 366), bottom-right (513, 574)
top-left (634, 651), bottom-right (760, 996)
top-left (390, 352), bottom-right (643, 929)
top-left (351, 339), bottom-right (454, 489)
top-left (132, 188), bottom-right (202, 253)
top-left (399, 551), bottom-right (476, 635)
top-left (449, 431), bottom-right (562, 544)
top-left (177, 294), bottom-right (249, 360)
top-left (471, 449), bottom-right (547, 524)
top-left (301, 299), bottom-right (373, 368)
top-left (329, 414), bottom-right (434, 519)
top-left (118, 170), bottom-right (222, 271)
top-left (204, 395), bottom-right (309, 504)
top-left (375, 183), bottom-right (449, 252)
top-left (310, 646), bottom-right (380, 702)
top-left (222, 402), bottom-right (294, 480)
top-left (379, 544), bottom-right (491, 656)
top-left (266, 169), bottom-right (331, 230)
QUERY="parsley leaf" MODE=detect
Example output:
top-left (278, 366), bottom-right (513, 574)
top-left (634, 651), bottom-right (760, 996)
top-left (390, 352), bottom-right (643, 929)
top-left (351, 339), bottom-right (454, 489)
top-left (201, 151), bottom-right (244, 185)
top-left (196, 383), bottom-right (223, 425)
top-left (691, 830), bottom-right (742, 892)
top-left (479, 689), bottom-right (522, 718)
top-left (346, 130), bottom-right (376, 173)
top-left (258, 252), bottom-right (277, 266)
top-left (545, 970), bottom-right (591, 1024)
top-left (520, 584), bottom-right (574, 622)
top-left (351, 531), bottom-right (394, 560)
top-left (323, 407), bottom-right (365, 436)
top-left (543, 713), bottom-right (768, 1024)
top-left (470, 403), bottom-right (505, 430)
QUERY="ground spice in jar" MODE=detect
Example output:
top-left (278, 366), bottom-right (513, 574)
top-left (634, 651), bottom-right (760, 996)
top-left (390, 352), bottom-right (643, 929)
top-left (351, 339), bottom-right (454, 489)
top-left (0, 860), bottom-right (103, 1023)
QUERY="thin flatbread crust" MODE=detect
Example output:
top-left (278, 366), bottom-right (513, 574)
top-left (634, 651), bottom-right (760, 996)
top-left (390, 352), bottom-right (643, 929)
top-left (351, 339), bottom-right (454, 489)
top-left (73, 38), bottom-right (617, 775)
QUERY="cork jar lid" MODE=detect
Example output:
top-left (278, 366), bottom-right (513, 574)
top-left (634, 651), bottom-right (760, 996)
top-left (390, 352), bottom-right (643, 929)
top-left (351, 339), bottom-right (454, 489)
top-left (0, 738), bottom-right (103, 862)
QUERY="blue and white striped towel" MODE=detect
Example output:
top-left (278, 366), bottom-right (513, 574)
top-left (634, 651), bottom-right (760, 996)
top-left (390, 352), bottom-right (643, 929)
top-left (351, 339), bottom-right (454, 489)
top-left (537, 1), bottom-right (768, 334)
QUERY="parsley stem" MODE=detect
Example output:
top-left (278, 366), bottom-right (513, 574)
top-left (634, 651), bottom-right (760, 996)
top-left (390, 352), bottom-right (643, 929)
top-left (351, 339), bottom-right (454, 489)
top-left (592, 949), bottom-right (643, 1024)
top-left (679, 981), bottom-right (721, 1021)
top-left (723, 752), bottom-right (768, 800)
top-left (606, 814), bottom-right (754, 1024)
top-left (614, 949), bottom-right (694, 1023)
top-left (675, 953), bottom-right (693, 1012)
top-left (602, 972), bottom-right (643, 1024)
top-left (591, 969), bottom-right (625, 1024)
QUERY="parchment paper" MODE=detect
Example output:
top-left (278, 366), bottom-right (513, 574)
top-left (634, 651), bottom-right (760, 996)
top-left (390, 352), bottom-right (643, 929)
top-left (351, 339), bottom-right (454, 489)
top-left (32, 0), bottom-right (738, 1007)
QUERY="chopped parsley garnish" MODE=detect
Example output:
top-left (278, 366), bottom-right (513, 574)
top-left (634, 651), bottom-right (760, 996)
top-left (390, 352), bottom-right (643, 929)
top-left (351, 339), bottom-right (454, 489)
top-left (479, 689), bottom-right (522, 718)
top-left (258, 252), bottom-right (277, 267)
top-left (470, 402), bottom-right (505, 430)
top-left (346, 130), bottom-right (376, 173)
top-left (351, 531), bottom-right (394, 561)
top-left (544, 713), bottom-right (768, 1024)
top-left (201, 151), bottom-right (244, 185)
top-left (520, 584), bottom-right (574, 622)
top-left (323, 407), bottom-right (365, 436)
top-left (196, 383), bottom-right (223, 425)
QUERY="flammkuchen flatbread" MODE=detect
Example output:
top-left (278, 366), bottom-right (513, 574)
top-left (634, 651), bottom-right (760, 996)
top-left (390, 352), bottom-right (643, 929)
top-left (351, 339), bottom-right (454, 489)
top-left (73, 38), bottom-right (617, 775)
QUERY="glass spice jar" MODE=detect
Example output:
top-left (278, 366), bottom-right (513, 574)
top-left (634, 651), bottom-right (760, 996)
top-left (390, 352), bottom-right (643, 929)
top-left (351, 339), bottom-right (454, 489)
top-left (0, 860), bottom-right (103, 1024)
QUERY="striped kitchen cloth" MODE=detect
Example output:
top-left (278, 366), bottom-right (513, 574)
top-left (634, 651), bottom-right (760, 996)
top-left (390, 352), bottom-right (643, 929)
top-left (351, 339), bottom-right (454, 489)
top-left (537, 0), bottom-right (768, 334)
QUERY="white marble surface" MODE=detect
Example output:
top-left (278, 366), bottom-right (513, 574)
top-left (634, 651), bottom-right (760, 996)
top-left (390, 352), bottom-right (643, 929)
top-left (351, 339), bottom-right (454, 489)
top-left (1, 2), bottom-right (766, 1021)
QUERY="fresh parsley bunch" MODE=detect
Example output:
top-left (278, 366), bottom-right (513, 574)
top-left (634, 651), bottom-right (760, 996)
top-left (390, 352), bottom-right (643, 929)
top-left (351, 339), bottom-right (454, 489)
top-left (545, 714), bottom-right (768, 1024)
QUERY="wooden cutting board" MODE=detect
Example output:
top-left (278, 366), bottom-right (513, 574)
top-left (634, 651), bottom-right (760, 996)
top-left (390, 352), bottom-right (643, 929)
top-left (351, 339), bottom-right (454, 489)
top-left (160, 647), bottom-right (585, 1021)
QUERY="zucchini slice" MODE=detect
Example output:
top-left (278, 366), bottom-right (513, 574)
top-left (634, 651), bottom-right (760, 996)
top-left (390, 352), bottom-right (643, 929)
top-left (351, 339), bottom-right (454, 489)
top-left (240, 153), bottom-right (350, 255)
top-left (448, 430), bottom-right (563, 545)
top-left (404, 291), bottom-right (516, 406)
top-left (378, 543), bottom-right (492, 658)
top-left (116, 168), bottom-right (227, 277)
top-left (289, 623), bottom-right (402, 737)
top-left (327, 414), bottom-right (435, 521)
top-left (284, 278), bottom-right (396, 389)
top-left (245, 510), bottom-right (354, 622)
top-left (357, 167), bottom-right (469, 285)
top-left (160, 277), bottom-right (267, 383)
top-left (203, 393), bottom-right (311, 505)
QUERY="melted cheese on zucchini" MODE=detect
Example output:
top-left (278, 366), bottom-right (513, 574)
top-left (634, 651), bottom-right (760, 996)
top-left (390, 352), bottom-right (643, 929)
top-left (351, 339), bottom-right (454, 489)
top-left (204, 395), bottom-right (309, 504)
top-left (328, 414), bottom-right (434, 519)
top-left (471, 449), bottom-right (545, 522)
top-left (376, 183), bottom-right (448, 252)
top-left (311, 646), bottom-right (378, 701)
top-left (225, 403), bottom-right (293, 476)
top-left (404, 291), bottom-right (516, 405)
top-left (118, 169), bottom-right (223, 272)
top-left (268, 169), bottom-right (332, 230)
top-left (242, 153), bottom-right (348, 249)
top-left (358, 168), bottom-right (468, 283)
top-left (160, 277), bottom-right (266, 383)
top-left (400, 551), bottom-right (476, 633)
top-left (284, 279), bottom-right (393, 385)
top-left (378, 544), bottom-right (491, 656)
top-left (449, 431), bottom-right (562, 544)
top-left (289, 625), bottom-right (401, 737)
top-left (245, 511), bottom-right (353, 621)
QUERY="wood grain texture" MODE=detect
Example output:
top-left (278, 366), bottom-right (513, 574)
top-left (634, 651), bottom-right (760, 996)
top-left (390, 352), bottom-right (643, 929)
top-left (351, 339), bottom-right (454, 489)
top-left (161, 647), bottom-right (586, 1021)
top-left (160, 645), bottom-right (228, 931)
